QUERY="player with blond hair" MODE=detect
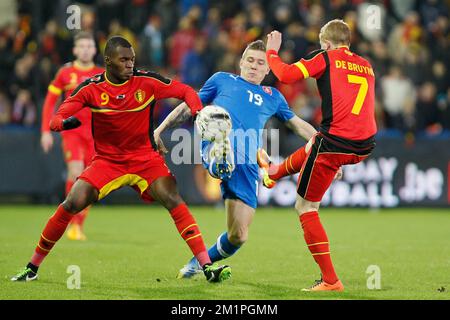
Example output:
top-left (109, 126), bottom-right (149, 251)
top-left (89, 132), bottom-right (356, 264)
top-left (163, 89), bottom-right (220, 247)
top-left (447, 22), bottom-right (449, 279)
top-left (262, 19), bottom-right (377, 291)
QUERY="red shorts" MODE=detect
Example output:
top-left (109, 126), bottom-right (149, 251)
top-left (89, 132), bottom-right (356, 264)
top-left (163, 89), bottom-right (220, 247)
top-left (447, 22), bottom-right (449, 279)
top-left (297, 134), bottom-right (371, 202)
top-left (61, 132), bottom-right (95, 167)
top-left (78, 151), bottom-right (173, 202)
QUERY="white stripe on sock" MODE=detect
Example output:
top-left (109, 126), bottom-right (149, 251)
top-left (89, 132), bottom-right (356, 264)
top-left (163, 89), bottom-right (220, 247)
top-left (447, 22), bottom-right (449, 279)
top-left (216, 233), bottom-right (231, 258)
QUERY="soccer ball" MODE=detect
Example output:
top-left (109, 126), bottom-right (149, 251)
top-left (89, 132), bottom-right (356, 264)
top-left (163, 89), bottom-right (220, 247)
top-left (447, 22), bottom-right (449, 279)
top-left (195, 105), bottom-right (232, 142)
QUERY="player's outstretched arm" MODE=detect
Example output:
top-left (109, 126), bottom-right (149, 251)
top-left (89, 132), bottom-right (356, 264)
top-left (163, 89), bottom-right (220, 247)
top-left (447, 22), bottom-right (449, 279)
top-left (50, 81), bottom-right (89, 132)
top-left (154, 102), bottom-right (192, 154)
top-left (285, 115), bottom-right (317, 142)
top-left (49, 97), bottom-right (85, 132)
top-left (266, 31), bottom-right (305, 83)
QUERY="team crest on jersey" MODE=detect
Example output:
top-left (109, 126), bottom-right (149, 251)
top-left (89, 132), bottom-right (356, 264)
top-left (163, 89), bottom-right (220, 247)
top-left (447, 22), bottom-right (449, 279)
top-left (262, 86), bottom-right (272, 95)
top-left (134, 89), bottom-right (145, 103)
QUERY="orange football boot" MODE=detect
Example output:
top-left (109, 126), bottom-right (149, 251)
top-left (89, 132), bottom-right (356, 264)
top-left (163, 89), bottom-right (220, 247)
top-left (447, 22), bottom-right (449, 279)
top-left (302, 279), bottom-right (345, 292)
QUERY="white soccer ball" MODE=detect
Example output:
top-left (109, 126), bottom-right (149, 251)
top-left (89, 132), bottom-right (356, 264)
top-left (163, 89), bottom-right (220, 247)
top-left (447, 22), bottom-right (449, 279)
top-left (195, 105), bottom-right (232, 142)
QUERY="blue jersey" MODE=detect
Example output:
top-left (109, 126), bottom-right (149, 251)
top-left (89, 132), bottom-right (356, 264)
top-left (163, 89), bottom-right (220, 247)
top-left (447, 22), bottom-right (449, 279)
top-left (199, 72), bottom-right (295, 208)
top-left (199, 72), bottom-right (295, 164)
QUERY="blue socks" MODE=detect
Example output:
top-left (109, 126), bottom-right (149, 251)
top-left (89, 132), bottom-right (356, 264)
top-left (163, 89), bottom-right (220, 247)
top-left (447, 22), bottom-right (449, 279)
top-left (189, 232), bottom-right (240, 267)
top-left (208, 232), bottom-right (241, 262)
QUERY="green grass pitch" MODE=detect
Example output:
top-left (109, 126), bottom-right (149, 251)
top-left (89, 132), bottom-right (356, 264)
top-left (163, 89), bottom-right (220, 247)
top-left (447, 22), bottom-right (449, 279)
top-left (0, 205), bottom-right (449, 300)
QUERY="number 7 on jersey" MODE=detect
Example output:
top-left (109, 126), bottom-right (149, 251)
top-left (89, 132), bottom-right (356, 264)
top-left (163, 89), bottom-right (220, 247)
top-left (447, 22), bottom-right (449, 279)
top-left (347, 74), bottom-right (368, 115)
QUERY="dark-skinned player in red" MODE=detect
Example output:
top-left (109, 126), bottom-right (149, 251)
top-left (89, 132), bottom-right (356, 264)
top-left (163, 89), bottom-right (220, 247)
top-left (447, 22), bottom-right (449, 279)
top-left (258, 20), bottom-right (376, 291)
top-left (11, 36), bottom-right (231, 283)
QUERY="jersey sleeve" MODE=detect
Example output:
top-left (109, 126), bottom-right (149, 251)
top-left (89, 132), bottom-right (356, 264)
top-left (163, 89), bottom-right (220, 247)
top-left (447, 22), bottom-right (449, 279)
top-left (274, 90), bottom-right (295, 122)
top-left (198, 72), bottom-right (221, 104)
top-left (267, 49), bottom-right (327, 83)
top-left (48, 68), bottom-right (65, 95)
top-left (49, 81), bottom-right (90, 131)
top-left (147, 72), bottom-right (203, 116)
top-left (41, 69), bottom-right (65, 132)
top-left (294, 49), bottom-right (327, 80)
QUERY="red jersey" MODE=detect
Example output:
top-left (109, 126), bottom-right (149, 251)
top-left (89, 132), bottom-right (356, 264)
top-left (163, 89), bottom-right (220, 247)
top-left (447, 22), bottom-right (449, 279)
top-left (49, 69), bottom-right (202, 160)
top-left (41, 61), bottom-right (104, 138)
top-left (267, 47), bottom-right (376, 148)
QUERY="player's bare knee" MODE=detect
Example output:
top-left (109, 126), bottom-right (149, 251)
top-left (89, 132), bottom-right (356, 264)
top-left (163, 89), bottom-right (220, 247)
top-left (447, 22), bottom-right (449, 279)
top-left (62, 198), bottom-right (82, 214)
top-left (228, 229), bottom-right (248, 246)
top-left (63, 189), bottom-right (95, 213)
top-left (162, 192), bottom-right (184, 210)
top-left (295, 197), bottom-right (320, 215)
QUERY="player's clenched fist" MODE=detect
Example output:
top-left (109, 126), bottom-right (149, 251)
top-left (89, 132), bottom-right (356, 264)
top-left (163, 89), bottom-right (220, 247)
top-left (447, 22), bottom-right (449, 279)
top-left (266, 30), bottom-right (283, 53)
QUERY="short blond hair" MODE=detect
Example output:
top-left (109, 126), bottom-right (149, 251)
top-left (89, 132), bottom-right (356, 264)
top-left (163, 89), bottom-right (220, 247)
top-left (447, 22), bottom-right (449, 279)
top-left (319, 19), bottom-right (351, 46)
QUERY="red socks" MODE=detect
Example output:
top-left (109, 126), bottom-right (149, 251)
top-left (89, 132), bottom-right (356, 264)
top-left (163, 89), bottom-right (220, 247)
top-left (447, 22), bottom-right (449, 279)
top-left (32, 205), bottom-right (74, 266)
top-left (169, 203), bottom-right (211, 267)
top-left (300, 211), bottom-right (338, 284)
top-left (269, 146), bottom-right (306, 181)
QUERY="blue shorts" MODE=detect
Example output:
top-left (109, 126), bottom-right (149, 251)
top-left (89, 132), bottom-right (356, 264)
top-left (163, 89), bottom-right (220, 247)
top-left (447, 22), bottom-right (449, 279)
top-left (201, 140), bottom-right (259, 208)
top-left (220, 163), bottom-right (259, 209)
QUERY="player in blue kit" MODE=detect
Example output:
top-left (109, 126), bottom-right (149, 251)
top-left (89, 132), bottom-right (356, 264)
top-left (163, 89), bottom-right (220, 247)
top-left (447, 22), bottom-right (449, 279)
top-left (154, 40), bottom-right (317, 277)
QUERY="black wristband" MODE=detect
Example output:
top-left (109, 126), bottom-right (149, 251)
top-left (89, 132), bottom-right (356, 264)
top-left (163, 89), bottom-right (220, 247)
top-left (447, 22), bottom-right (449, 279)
top-left (62, 116), bottom-right (82, 130)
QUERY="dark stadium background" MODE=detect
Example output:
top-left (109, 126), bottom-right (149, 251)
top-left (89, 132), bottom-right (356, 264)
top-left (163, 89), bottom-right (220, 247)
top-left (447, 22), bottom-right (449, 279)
top-left (0, 0), bottom-right (449, 208)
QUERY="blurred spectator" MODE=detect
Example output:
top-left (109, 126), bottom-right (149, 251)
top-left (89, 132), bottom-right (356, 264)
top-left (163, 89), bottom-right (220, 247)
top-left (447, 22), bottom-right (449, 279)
top-left (402, 46), bottom-right (429, 86)
top-left (283, 22), bottom-right (310, 59)
top-left (427, 15), bottom-right (449, 63)
top-left (437, 88), bottom-right (450, 130)
top-left (11, 89), bottom-right (36, 127)
top-left (415, 82), bottom-right (441, 134)
top-left (139, 14), bottom-right (164, 69)
top-left (181, 35), bottom-right (212, 89)
top-left (387, 11), bottom-right (424, 64)
top-left (245, 2), bottom-right (266, 42)
top-left (0, 0), bottom-right (448, 135)
top-left (430, 61), bottom-right (448, 95)
top-left (0, 90), bottom-right (12, 125)
top-left (203, 7), bottom-right (221, 40)
top-left (419, 0), bottom-right (448, 32)
top-left (9, 52), bottom-right (36, 96)
top-left (0, 31), bottom-right (16, 88)
top-left (369, 40), bottom-right (389, 78)
top-left (168, 16), bottom-right (199, 71)
top-left (380, 65), bottom-right (416, 131)
top-left (389, 0), bottom-right (416, 20)
top-left (107, 19), bottom-right (138, 53)
top-left (180, 0), bottom-right (208, 22)
top-left (227, 13), bottom-right (248, 55)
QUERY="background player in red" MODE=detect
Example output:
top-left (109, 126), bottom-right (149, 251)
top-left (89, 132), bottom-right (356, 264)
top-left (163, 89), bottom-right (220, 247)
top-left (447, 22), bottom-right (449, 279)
top-left (262, 19), bottom-right (377, 292)
top-left (40, 32), bottom-right (103, 241)
top-left (12, 36), bottom-right (231, 283)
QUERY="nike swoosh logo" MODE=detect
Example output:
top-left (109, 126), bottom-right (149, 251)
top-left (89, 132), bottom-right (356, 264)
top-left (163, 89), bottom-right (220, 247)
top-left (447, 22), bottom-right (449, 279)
top-left (26, 274), bottom-right (37, 281)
